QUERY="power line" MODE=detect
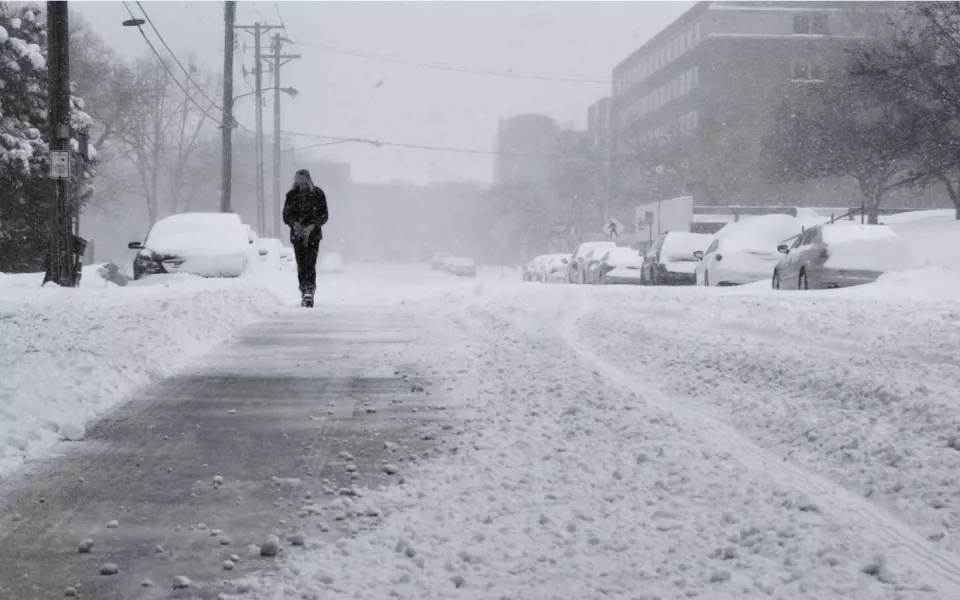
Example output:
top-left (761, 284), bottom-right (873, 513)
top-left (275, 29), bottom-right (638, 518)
top-left (134, 1), bottom-right (223, 114)
top-left (296, 40), bottom-right (616, 84)
top-left (273, 0), bottom-right (295, 43)
top-left (120, 1), bottom-right (255, 134)
top-left (120, 1), bottom-right (225, 128)
top-left (281, 131), bottom-right (625, 162)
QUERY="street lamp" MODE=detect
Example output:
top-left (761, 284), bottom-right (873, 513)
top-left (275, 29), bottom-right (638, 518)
top-left (122, 18), bottom-right (145, 27)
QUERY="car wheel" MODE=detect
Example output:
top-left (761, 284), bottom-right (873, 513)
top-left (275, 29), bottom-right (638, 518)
top-left (772, 271), bottom-right (780, 290)
top-left (799, 269), bottom-right (808, 290)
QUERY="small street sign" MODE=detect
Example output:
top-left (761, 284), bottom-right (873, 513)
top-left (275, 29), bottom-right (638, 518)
top-left (603, 217), bottom-right (624, 240)
top-left (50, 151), bottom-right (70, 179)
top-left (644, 211), bottom-right (655, 225)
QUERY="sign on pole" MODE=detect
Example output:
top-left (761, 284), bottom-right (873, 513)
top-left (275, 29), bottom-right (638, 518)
top-left (50, 151), bottom-right (70, 179)
top-left (603, 217), bottom-right (624, 240)
top-left (644, 211), bottom-right (655, 225)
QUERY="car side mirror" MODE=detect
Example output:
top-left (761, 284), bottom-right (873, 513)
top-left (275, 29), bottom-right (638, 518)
top-left (128, 241), bottom-right (144, 250)
top-left (777, 244), bottom-right (789, 254)
top-left (693, 251), bottom-right (704, 260)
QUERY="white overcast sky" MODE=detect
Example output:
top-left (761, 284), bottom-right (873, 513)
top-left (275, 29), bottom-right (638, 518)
top-left (74, 1), bottom-right (693, 184)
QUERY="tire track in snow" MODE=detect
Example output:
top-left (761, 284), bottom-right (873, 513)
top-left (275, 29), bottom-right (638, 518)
top-left (550, 301), bottom-right (960, 595)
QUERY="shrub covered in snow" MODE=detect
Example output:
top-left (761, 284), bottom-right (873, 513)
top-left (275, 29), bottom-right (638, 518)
top-left (0, 2), bottom-right (97, 273)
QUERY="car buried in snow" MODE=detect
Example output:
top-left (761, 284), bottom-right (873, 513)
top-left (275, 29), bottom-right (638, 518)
top-left (128, 212), bottom-right (250, 280)
top-left (537, 254), bottom-right (570, 283)
top-left (593, 247), bottom-right (645, 285)
top-left (444, 257), bottom-right (477, 277)
top-left (641, 232), bottom-right (713, 286)
top-left (430, 252), bottom-right (453, 271)
top-left (771, 223), bottom-right (917, 290)
top-left (566, 241), bottom-right (616, 284)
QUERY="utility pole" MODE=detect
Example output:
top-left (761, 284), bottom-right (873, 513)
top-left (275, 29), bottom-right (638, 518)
top-left (46, 1), bottom-right (75, 287)
top-left (267, 33), bottom-right (300, 238)
top-left (234, 22), bottom-right (282, 236)
top-left (220, 0), bottom-right (236, 213)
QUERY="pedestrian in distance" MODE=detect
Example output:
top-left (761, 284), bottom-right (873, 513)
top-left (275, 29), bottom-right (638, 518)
top-left (282, 169), bottom-right (329, 307)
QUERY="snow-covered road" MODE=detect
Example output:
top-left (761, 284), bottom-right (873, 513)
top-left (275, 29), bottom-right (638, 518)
top-left (257, 269), bottom-right (960, 599)
top-left (5, 262), bottom-right (960, 598)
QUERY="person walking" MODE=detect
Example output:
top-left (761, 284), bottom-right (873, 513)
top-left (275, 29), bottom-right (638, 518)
top-left (282, 169), bottom-right (329, 307)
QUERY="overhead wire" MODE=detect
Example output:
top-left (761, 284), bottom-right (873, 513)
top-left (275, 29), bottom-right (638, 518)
top-left (272, 0), bottom-right (296, 44)
top-left (135, 0), bottom-right (224, 113)
top-left (296, 40), bottom-right (616, 84)
top-left (120, 1), bottom-right (225, 128)
top-left (120, 1), bottom-right (254, 133)
top-left (281, 131), bottom-right (626, 162)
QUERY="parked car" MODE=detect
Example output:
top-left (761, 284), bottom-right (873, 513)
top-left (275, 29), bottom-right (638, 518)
top-left (595, 247), bottom-right (645, 285)
top-left (566, 241), bottom-right (616, 284)
top-left (641, 232), bottom-right (713, 286)
top-left (694, 214), bottom-right (820, 286)
top-left (523, 256), bottom-right (547, 282)
top-left (128, 212), bottom-right (249, 280)
top-left (252, 237), bottom-right (284, 264)
top-left (445, 257), bottom-right (477, 277)
top-left (430, 252), bottom-right (453, 271)
top-left (581, 248), bottom-right (609, 284)
top-left (319, 252), bottom-right (345, 274)
top-left (538, 254), bottom-right (570, 283)
top-left (772, 223), bottom-right (916, 290)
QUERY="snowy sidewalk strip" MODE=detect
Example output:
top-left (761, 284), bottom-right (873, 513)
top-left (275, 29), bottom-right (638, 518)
top-left (0, 269), bottom-right (290, 478)
top-left (252, 290), bottom-right (951, 599)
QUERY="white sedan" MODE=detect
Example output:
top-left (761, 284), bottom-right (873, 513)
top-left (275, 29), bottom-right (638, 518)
top-left (129, 212), bottom-right (249, 280)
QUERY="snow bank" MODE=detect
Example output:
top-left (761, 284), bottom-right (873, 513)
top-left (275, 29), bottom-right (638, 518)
top-left (881, 209), bottom-right (955, 225)
top-left (894, 219), bottom-right (960, 269)
top-left (0, 270), bottom-right (284, 478)
top-left (824, 236), bottom-right (918, 272)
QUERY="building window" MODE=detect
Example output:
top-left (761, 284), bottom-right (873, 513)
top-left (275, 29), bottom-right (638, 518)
top-left (694, 22), bottom-right (701, 43)
top-left (794, 12), bottom-right (828, 35)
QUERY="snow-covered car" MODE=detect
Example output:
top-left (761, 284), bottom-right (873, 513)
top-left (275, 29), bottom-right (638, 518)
top-left (694, 214), bottom-right (819, 287)
top-left (523, 256), bottom-right (547, 282)
top-left (319, 252), bottom-right (345, 274)
top-left (128, 212), bottom-right (249, 280)
top-left (252, 237), bottom-right (284, 264)
top-left (582, 248), bottom-right (610, 284)
top-left (595, 247), bottom-right (645, 285)
top-left (772, 223), bottom-right (917, 290)
top-left (566, 241), bottom-right (615, 284)
top-left (444, 257), bottom-right (477, 277)
top-left (641, 232), bottom-right (713, 286)
top-left (430, 252), bottom-right (453, 271)
top-left (538, 254), bottom-right (570, 283)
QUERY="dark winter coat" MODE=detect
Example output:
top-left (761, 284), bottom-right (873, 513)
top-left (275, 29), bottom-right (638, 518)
top-left (282, 186), bottom-right (329, 244)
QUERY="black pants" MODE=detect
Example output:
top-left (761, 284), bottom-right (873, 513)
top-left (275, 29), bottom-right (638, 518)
top-left (292, 235), bottom-right (321, 294)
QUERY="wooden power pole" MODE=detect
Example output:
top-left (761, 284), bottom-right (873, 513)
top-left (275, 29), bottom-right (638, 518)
top-left (234, 22), bottom-right (281, 236)
top-left (46, 1), bottom-right (75, 287)
top-left (220, 0), bottom-right (236, 213)
top-left (268, 34), bottom-right (299, 238)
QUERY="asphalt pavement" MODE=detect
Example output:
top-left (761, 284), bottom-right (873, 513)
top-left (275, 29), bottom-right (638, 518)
top-left (0, 304), bottom-right (452, 599)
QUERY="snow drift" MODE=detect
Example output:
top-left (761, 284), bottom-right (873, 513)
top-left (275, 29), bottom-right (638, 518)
top-left (0, 270), bottom-right (283, 478)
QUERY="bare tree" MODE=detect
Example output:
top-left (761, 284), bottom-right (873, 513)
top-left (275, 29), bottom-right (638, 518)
top-left (112, 56), bottom-right (219, 225)
top-left (849, 1), bottom-right (960, 219)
